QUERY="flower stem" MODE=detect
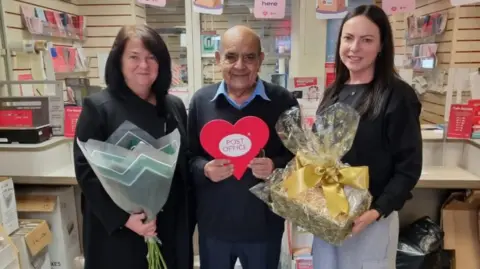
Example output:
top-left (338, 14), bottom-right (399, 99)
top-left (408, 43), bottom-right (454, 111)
top-left (146, 237), bottom-right (167, 269)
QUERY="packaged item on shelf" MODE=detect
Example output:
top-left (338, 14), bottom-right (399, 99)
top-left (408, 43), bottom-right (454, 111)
top-left (11, 219), bottom-right (52, 269)
top-left (0, 178), bottom-right (19, 235)
top-left (250, 103), bottom-right (372, 246)
top-left (0, 125), bottom-right (53, 144)
top-left (0, 96), bottom-right (63, 139)
top-left (15, 186), bottom-right (81, 269)
top-left (0, 225), bottom-right (19, 269)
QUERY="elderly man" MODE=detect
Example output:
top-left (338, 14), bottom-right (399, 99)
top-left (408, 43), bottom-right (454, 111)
top-left (188, 25), bottom-right (299, 269)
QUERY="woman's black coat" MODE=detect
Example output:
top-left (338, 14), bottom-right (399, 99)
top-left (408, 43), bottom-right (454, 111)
top-left (73, 87), bottom-right (195, 269)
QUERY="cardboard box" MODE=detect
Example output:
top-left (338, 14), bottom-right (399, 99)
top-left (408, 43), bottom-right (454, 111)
top-left (16, 187), bottom-right (80, 269)
top-left (442, 193), bottom-right (480, 269)
top-left (465, 189), bottom-right (480, 207)
top-left (11, 219), bottom-right (52, 269)
top-left (0, 224), bottom-right (19, 269)
top-left (0, 177), bottom-right (19, 235)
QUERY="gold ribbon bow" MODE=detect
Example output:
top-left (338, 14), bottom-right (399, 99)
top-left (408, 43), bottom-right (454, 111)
top-left (282, 152), bottom-right (369, 218)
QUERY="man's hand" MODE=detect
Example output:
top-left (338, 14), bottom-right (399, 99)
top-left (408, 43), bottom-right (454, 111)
top-left (351, 209), bottom-right (380, 236)
top-left (249, 158), bottom-right (274, 180)
top-left (204, 159), bottom-right (234, 182)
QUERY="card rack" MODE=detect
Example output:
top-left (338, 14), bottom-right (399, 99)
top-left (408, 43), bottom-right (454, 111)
top-left (405, 12), bottom-right (448, 71)
top-left (20, 5), bottom-right (87, 41)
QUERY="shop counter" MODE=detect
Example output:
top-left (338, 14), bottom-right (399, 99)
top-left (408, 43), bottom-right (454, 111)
top-left (0, 127), bottom-right (479, 236)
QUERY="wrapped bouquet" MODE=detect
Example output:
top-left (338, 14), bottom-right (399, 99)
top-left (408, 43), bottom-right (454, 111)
top-left (250, 103), bottom-right (372, 246)
top-left (77, 121), bottom-right (181, 269)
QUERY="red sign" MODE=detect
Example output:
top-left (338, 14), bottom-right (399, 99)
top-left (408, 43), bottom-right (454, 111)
top-left (324, 62), bottom-right (335, 87)
top-left (64, 106), bottom-right (82, 138)
top-left (200, 116), bottom-right (270, 180)
top-left (468, 99), bottom-right (480, 117)
top-left (294, 77), bottom-right (318, 88)
top-left (0, 110), bottom-right (33, 127)
top-left (447, 104), bottom-right (474, 139)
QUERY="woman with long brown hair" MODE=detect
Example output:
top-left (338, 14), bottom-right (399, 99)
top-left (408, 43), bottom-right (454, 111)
top-left (312, 5), bottom-right (422, 268)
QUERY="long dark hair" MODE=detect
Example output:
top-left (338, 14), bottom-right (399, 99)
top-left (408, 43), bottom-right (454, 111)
top-left (104, 25), bottom-right (172, 112)
top-left (318, 5), bottom-right (397, 119)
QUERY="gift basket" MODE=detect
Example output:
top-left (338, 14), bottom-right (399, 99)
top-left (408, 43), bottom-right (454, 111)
top-left (250, 103), bottom-right (372, 246)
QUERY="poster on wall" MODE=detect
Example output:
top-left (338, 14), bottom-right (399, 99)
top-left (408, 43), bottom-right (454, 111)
top-left (193, 0), bottom-right (224, 15)
top-left (316, 0), bottom-right (349, 20)
top-left (253, 0), bottom-right (286, 19)
top-left (381, 0), bottom-right (414, 15)
top-left (136, 0), bottom-right (166, 7)
top-left (201, 34), bottom-right (220, 55)
top-left (323, 0), bottom-right (373, 87)
top-left (288, 77), bottom-right (323, 128)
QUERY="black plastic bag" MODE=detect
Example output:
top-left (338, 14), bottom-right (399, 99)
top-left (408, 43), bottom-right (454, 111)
top-left (396, 216), bottom-right (448, 269)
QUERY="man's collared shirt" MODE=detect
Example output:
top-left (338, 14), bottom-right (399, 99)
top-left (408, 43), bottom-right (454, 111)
top-left (210, 79), bottom-right (271, 109)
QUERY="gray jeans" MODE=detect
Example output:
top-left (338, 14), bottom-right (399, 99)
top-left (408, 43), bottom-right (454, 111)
top-left (312, 211), bottom-right (399, 269)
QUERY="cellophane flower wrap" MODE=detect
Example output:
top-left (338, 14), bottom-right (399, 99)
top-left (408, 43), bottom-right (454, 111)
top-left (250, 103), bottom-right (373, 246)
top-left (76, 121), bottom-right (181, 269)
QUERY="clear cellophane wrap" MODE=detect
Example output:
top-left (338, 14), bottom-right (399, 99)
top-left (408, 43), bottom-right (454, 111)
top-left (250, 103), bottom-right (373, 246)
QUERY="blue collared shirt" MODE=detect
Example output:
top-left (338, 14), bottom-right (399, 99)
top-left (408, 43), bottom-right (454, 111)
top-left (210, 79), bottom-right (270, 109)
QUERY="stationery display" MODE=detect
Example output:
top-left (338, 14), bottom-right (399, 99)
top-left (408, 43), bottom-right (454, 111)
top-left (200, 116), bottom-right (270, 180)
top-left (406, 13), bottom-right (447, 42)
top-left (250, 103), bottom-right (372, 246)
top-left (20, 5), bottom-right (87, 40)
top-left (50, 46), bottom-right (88, 73)
top-left (411, 43), bottom-right (438, 70)
top-left (77, 121), bottom-right (181, 269)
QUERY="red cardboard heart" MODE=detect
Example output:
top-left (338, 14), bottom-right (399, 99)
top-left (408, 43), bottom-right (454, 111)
top-left (200, 116), bottom-right (270, 180)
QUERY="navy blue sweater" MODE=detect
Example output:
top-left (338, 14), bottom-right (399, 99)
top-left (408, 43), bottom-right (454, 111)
top-left (188, 81), bottom-right (299, 242)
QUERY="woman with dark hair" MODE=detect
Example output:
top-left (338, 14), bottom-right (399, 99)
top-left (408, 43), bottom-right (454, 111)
top-left (73, 25), bottom-right (194, 269)
top-left (312, 5), bottom-right (422, 268)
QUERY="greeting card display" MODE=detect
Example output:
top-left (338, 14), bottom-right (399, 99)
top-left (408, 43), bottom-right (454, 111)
top-left (200, 116), bottom-right (270, 179)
